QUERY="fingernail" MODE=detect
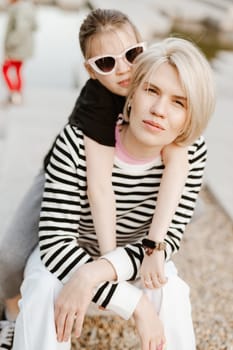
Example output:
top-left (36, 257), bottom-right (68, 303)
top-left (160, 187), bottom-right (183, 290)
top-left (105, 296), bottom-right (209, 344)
top-left (157, 343), bottom-right (163, 350)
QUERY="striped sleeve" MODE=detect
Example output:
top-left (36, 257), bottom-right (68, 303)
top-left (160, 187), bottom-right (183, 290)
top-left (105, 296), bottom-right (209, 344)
top-left (39, 125), bottom-right (93, 283)
top-left (38, 124), bottom-right (142, 320)
top-left (103, 136), bottom-right (207, 281)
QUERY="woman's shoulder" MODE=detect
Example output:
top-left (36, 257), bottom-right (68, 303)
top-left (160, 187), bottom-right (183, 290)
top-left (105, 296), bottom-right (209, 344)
top-left (191, 135), bottom-right (206, 150)
top-left (55, 124), bottom-right (85, 164)
top-left (188, 135), bottom-right (207, 164)
top-left (62, 123), bottom-right (84, 140)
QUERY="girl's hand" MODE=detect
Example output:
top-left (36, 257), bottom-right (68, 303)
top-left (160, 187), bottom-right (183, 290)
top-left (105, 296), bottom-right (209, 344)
top-left (133, 293), bottom-right (166, 350)
top-left (140, 251), bottom-right (167, 289)
top-left (54, 264), bottom-right (95, 342)
top-left (161, 143), bottom-right (188, 166)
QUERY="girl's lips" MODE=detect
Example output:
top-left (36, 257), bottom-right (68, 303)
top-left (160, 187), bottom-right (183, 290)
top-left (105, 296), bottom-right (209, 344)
top-left (118, 79), bottom-right (130, 88)
top-left (143, 120), bottom-right (165, 131)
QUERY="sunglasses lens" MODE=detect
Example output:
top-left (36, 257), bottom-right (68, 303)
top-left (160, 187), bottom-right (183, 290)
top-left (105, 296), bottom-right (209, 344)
top-left (95, 56), bottom-right (115, 73)
top-left (126, 46), bottom-right (144, 63)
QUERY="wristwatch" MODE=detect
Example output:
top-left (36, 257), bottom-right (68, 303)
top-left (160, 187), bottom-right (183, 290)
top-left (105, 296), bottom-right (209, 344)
top-left (142, 238), bottom-right (166, 256)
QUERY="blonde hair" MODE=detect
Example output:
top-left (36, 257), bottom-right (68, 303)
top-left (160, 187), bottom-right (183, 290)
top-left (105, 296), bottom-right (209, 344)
top-left (124, 37), bottom-right (216, 146)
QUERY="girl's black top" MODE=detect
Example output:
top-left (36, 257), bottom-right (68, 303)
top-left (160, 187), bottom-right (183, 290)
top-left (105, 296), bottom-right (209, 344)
top-left (43, 79), bottom-right (125, 169)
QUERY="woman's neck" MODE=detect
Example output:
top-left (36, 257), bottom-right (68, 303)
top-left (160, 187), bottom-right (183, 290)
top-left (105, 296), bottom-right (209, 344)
top-left (119, 125), bottom-right (162, 161)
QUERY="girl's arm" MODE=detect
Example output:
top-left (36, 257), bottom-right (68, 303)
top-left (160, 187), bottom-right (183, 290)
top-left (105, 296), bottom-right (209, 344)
top-left (84, 136), bottom-right (116, 254)
top-left (150, 143), bottom-right (189, 240)
top-left (140, 143), bottom-right (189, 288)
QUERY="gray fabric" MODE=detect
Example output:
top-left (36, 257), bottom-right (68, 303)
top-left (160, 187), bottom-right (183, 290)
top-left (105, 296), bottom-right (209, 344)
top-left (0, 170), bottom-right (45, 300)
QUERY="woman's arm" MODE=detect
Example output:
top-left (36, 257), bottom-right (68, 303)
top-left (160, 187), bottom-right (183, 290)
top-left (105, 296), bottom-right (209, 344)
top-left (39, 125), bottom-right (93, 283)
top-left (55, 258), bottom-right (165, 349)
top-left (39, 125), bottom-right (142, 321)
top-left (85, 136), bottom-right (116, 254)
top-left (54, 258), bottom-right (117, 342)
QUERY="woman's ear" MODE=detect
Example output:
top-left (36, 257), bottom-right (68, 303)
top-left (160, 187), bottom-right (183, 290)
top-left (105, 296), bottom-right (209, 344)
top-left (123, 99), bottom-right (132, 123)
top-left (127, 101), bottom-right (132, 115)
top-left (84, 62), bottom-right (97, 80)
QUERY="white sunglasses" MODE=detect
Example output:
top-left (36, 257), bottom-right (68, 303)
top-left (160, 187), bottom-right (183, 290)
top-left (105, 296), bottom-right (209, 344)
top-left (86, 42), bottom-right (146, 75)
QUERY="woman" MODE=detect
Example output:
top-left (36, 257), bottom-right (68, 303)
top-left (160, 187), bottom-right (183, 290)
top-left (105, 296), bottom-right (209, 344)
top-left (12, 37), bottom-right (215, 350)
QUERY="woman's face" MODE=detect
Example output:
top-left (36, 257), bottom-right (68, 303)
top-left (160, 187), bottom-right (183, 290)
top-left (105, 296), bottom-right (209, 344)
top-left (85, 24), bottom-right (141, 96)
top-left (124, 62), bottom-right (188, 158)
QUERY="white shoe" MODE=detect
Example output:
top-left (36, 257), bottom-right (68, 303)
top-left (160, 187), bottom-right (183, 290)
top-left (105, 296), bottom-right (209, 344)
top-left (10, 92), bottom-right (22, 105)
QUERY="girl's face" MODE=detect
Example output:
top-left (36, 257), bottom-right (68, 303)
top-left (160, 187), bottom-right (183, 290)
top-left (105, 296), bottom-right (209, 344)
top-left (123, 62), bottom-right (188, 159)
top-left (85, 24), bottom-right (140, 96)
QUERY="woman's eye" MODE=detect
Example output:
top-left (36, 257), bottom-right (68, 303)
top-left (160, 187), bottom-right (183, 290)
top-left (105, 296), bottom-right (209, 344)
top-left (143, 83), bottom-right (159, 95)
top-left (147, 87), bottom-right (158, 94)
top-left (174, 100), bottom-right (185, 108)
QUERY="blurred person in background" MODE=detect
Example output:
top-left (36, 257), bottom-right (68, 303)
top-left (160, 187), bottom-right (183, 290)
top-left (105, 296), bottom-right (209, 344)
top-left (1, 0), bottom-right (37, 105)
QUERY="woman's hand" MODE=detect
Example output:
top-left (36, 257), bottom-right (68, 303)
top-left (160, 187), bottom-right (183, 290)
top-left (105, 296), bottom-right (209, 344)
top-left (140, 251), bottom-right (167, 289)
top-left (55, 263), bottom-right (95, 342)
top-left (54, 258), bottom-right (117, 342)
top-left (133, 293), bottom-right (166, 350)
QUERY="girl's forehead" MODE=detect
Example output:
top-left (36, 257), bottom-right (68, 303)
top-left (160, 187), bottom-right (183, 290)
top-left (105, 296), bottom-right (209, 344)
top-left (86, 24), bottom-right (138, 58)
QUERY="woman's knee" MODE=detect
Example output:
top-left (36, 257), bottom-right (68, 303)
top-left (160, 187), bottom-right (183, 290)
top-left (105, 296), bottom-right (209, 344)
top-left (21, 267), bottom-right (62, 308)
top-left (22, 248), bottom-right (62, 299)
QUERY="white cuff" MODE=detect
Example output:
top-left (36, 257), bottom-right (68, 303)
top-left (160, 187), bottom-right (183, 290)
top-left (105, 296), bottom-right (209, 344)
top-left (107, 281), bottom-right (142, 320)
top-left (101, 247), bottom-right (134, 282)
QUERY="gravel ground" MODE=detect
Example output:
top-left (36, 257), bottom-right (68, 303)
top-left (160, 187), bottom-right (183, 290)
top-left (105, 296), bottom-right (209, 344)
top-left (72, 186), bottom-right (233, 350)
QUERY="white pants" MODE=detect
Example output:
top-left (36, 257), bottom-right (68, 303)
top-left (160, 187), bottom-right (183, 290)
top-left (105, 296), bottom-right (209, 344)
top-left (12, 247), bottom-right (196, 350)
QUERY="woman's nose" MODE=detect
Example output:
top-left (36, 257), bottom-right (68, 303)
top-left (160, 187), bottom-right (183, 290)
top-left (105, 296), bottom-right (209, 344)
top-left (150, 97), bottom-right (167, 118)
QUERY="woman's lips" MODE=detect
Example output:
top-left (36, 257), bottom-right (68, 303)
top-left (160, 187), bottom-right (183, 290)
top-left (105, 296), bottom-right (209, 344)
top-left (143, 120), bottom-right (165, 131)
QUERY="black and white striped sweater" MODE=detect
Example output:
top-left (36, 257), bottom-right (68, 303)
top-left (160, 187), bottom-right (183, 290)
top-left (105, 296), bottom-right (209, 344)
top-left (39, 123), bottom-right (207, 319)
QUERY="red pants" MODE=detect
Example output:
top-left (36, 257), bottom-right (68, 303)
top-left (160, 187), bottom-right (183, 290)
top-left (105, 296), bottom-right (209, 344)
top-left (2, 60), bottom-right (23, 93)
